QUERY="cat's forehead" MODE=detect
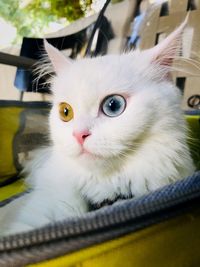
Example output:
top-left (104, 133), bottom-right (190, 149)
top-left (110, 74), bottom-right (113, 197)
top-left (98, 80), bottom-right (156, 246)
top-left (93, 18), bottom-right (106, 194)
top-left (54, 54), bottom-right (139, 98)
top-left (52, 52), bottom-right (149, 113)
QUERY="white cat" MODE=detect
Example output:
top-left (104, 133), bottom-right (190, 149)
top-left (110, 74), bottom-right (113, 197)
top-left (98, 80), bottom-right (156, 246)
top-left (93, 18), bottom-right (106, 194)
top-left (0, 19), bottom-right (195, 235)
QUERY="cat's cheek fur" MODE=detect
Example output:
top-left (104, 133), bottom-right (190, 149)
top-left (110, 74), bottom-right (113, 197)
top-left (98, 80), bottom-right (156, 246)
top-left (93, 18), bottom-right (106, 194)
top-left (49, 106), bottom-right (81, 157)
top-left (84, 91), bottom-right (156, 159)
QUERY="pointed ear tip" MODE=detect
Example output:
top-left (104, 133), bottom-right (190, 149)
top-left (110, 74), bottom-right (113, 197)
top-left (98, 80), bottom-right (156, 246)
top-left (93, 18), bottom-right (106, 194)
top-left (43, 40), bottom-right (57, 56)
top-left (43, 39), bottom-right (50, 49)
top-left (181, 13), bottom-right (189, 29)
top-left (185, 12), bottom-right (190, 22)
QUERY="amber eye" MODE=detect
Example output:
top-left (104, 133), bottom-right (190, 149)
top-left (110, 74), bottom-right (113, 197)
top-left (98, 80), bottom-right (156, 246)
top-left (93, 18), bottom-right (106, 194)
top-left (59, 102), bottom-right (74, 122)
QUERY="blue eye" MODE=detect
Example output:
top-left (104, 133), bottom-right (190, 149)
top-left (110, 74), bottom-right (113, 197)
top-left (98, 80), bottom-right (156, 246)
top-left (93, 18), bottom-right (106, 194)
top-left (101, 95), bottom-right (126, 117)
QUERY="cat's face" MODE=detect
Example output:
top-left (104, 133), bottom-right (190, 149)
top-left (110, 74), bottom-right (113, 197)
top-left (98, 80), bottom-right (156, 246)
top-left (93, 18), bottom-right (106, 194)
top-left (45, 19), bottom-right (186, 170)
top-left (49, 54), bottom-right (176, 168)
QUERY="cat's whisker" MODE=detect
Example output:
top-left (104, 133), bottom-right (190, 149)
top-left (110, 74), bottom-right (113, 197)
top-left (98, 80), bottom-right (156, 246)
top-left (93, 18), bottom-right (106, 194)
top-left (32, 53), bottom-right (55, 92)
top-left (59, 200), bottom-right (78, 214)
top-left (173, 57), bottom-right (200, 73)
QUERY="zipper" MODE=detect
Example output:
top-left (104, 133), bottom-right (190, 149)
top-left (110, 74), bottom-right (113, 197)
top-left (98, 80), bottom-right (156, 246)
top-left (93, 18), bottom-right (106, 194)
top-left (0, 171), bottom-right (199, 260)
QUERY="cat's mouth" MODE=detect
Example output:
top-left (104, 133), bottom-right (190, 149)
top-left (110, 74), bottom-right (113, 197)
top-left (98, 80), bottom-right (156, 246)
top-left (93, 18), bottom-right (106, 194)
top-left (80, 148), bottom-right (92, 155)
top-left (79, 147), bottom-right (95, 157)
top-left (78, 147), bottom-right (102, 159)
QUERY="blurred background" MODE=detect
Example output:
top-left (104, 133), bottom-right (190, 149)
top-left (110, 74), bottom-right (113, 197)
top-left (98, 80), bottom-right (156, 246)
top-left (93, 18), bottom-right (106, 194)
top-left (0, 0), bottom-right (119, 49)
top-left (0, 0), bottom-right (130, 101)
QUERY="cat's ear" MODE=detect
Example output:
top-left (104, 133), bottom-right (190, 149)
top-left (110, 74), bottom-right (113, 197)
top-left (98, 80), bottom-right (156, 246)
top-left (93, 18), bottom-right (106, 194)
top-left (146, 16), bottom-right (188, 67)
top-left (44, 40), bottom-right (72, 73)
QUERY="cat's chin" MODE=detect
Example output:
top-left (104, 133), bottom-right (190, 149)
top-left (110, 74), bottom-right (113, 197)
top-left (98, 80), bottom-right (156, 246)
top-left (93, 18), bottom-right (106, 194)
top-left (76, 147), bottom-right (122, 166)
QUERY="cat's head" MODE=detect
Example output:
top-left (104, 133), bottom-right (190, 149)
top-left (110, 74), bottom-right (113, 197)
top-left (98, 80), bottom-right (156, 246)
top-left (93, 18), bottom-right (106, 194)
top-left (44, 19), bottom-right (186, 171)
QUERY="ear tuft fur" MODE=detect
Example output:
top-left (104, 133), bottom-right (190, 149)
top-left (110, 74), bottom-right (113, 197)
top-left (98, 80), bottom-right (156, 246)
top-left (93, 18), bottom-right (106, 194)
top-left (147, 16), bottom-right (188, 67)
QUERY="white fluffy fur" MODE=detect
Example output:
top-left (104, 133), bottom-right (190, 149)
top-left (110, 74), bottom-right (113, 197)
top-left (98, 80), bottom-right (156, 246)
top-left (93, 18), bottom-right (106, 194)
top-left (0, 21), bottom-right (195, 236)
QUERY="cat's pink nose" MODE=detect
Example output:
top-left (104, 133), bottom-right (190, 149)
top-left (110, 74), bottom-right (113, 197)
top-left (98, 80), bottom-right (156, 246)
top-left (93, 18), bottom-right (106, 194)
top-left (73, 130), bottom-right (91, 145)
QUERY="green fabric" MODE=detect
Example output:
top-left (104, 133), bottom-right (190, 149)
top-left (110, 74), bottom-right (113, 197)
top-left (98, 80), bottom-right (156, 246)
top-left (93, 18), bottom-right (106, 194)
top-left (186, 114), bottom-right (200, 169)
top-left (29, 207), bottom-right (200, 267)
top-left (0, 101), bottom-right (49, 203)
top-left (0, 106), bottom-right (22, 179)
